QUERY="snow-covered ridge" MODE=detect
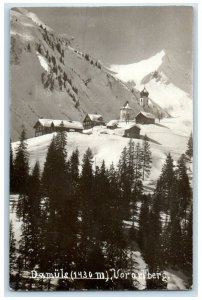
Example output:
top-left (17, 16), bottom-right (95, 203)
top-left (110, 50), bottom-right (192, 129)
top-left (26, 11), bottom-right (53, 31)
top-left (12, 7), bottom-right (53, 32)
top-left (110, 50), bottom-right (166, 87)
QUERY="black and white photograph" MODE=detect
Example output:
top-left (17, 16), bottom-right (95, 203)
top-left (9, 5), bottom-right (193, 291)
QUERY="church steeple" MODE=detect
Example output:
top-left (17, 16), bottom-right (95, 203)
top-left (140, 87), bottom-right (149, 97)
top-left (139, 87), bottom-right (149, 108)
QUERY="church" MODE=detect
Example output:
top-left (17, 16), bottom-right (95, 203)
top-left (120, 101), bottom-right (134, 123)
top-left (119, 87), bottom-right (155, 125)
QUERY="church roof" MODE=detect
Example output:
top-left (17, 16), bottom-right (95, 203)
top-left (140, 87), bottom-right (149, 96)
top-left (120, 101), bottom-right (132, 110)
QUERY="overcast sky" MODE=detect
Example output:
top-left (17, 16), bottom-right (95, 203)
top-left (30, 6), bottom-right (193, 70)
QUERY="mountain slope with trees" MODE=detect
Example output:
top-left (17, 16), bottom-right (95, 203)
top-left (10, 8), bottom-right (168, 141)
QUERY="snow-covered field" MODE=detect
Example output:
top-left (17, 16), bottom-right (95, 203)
top-left (12, 118), bottom-right (190, 186)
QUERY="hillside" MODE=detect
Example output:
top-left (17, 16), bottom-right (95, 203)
top-left (12, 117), bottom-right (191, 192)
top-left (10, 8), bottom-right (168, 141)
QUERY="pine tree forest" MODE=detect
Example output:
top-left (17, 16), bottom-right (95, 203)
top-left (9, 130), bottom-right (193, 291)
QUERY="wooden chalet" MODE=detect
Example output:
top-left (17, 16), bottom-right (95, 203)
top-left (83, 114), bottom-right (105, 129)
top-left (33, 119), bottom-right (83, 137)
top-left (135, 112), bottom-right (155, 124)
top-left (123, 124), bottom-right (141, 139)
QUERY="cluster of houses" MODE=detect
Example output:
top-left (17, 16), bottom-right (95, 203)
top-left (33, 87), bottom-right (156, 139)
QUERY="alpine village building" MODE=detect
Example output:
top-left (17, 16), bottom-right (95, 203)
top-left (83, 114), bottom-right (105, 129)
top-left (33, 88), bottom-right (155, 138)
top-left (123, 124), bottom-right (141, 138)
top-left (33, 119), bottom-right (83, 137)
top-left (135, 112), bottom-right (155, 124)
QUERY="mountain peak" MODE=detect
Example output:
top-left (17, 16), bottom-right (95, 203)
top-left (110, 50), bottom-right (166, 87)
top-left (156, 49), bottom-right (166, 59)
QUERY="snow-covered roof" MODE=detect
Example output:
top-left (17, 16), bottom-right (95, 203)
top-left (125, 103), bottom-right (131, 109)
top-left (36, 119), bottom-right (53, 127)
top-left (106, 120), bottom-right (118, 127)
top-left (135, 112), bottom-right (155, 119)
top-left (120, 101), bottom-right (132, 110)
top-left (36, 119), bottom-right (83, 129)
top-left (87, 114), bottom-right (103, 121)
top-left (124, 124), bottom-right (141, 130)
top-left (54, 120), bottom-right (83, 129)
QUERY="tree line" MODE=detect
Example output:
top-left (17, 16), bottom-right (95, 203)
top-left (9, 129), bottom-right (193, 290)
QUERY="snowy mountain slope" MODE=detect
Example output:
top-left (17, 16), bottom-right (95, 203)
top-left (12, 7), bottom-right (53, 32)
top-left (12, 118), bottom-right (189, 187)
top-left (111, 50), bottom-right (166, 88)
top-left (10, 8), bottom-right (168, 141)
top-left (110, 50), bottom-right (193, 132)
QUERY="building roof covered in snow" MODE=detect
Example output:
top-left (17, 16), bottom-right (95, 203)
top-left (135, 112), bottom-right (155, 119)
top-left (106, 120), bottom-right (118, 127)
top-left (87, 114), bottom-right (103, 121)
top-left (34, 119), bottom-right (83, 130)
top-left (120, 101), bottom-right (132, 110)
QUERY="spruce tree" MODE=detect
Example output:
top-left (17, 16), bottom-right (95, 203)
top-left (9, 221), bottom-right (16, 279)
top-left (18, 161), bottom-right (42, 272)
top-left (117, 146), bottom-right (131, 220)
top-left (78, 148), bottom-right (94, 268)
top-left (138, 194), bottom-right (150, 250)
top-left (155, 153), bottom-right (177, 214)
top-left (93, 160), bottom-right (111, 241)
top-left (186, 132), bottom-right (193, 159)
top-left (69, 148), bottom-right (79, 183)
top-left (183, 206), bottom-right (192, 274)
top-left (68, 148), bottom-right (80, 217)
top-left (10, 140), bottom-right (15, 193)
top-left (105, 165), bottom-right (127, 273)
top-left (40, 132), bottom-right (72, 271)
top-left (14, 129), bottom-right (29, 194)
top-left (131, 142), bottom-right (143, 231)
top-left (167, 214), bottom-right (183, 268)
top-left (141, 135), bottom-right (152, 180)
top-left (176, 154), bottom-right (192, 226)
top-left (64, 148), bottom-right (80, 266)
top-left (145, 196), bottom-right (162, 272)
